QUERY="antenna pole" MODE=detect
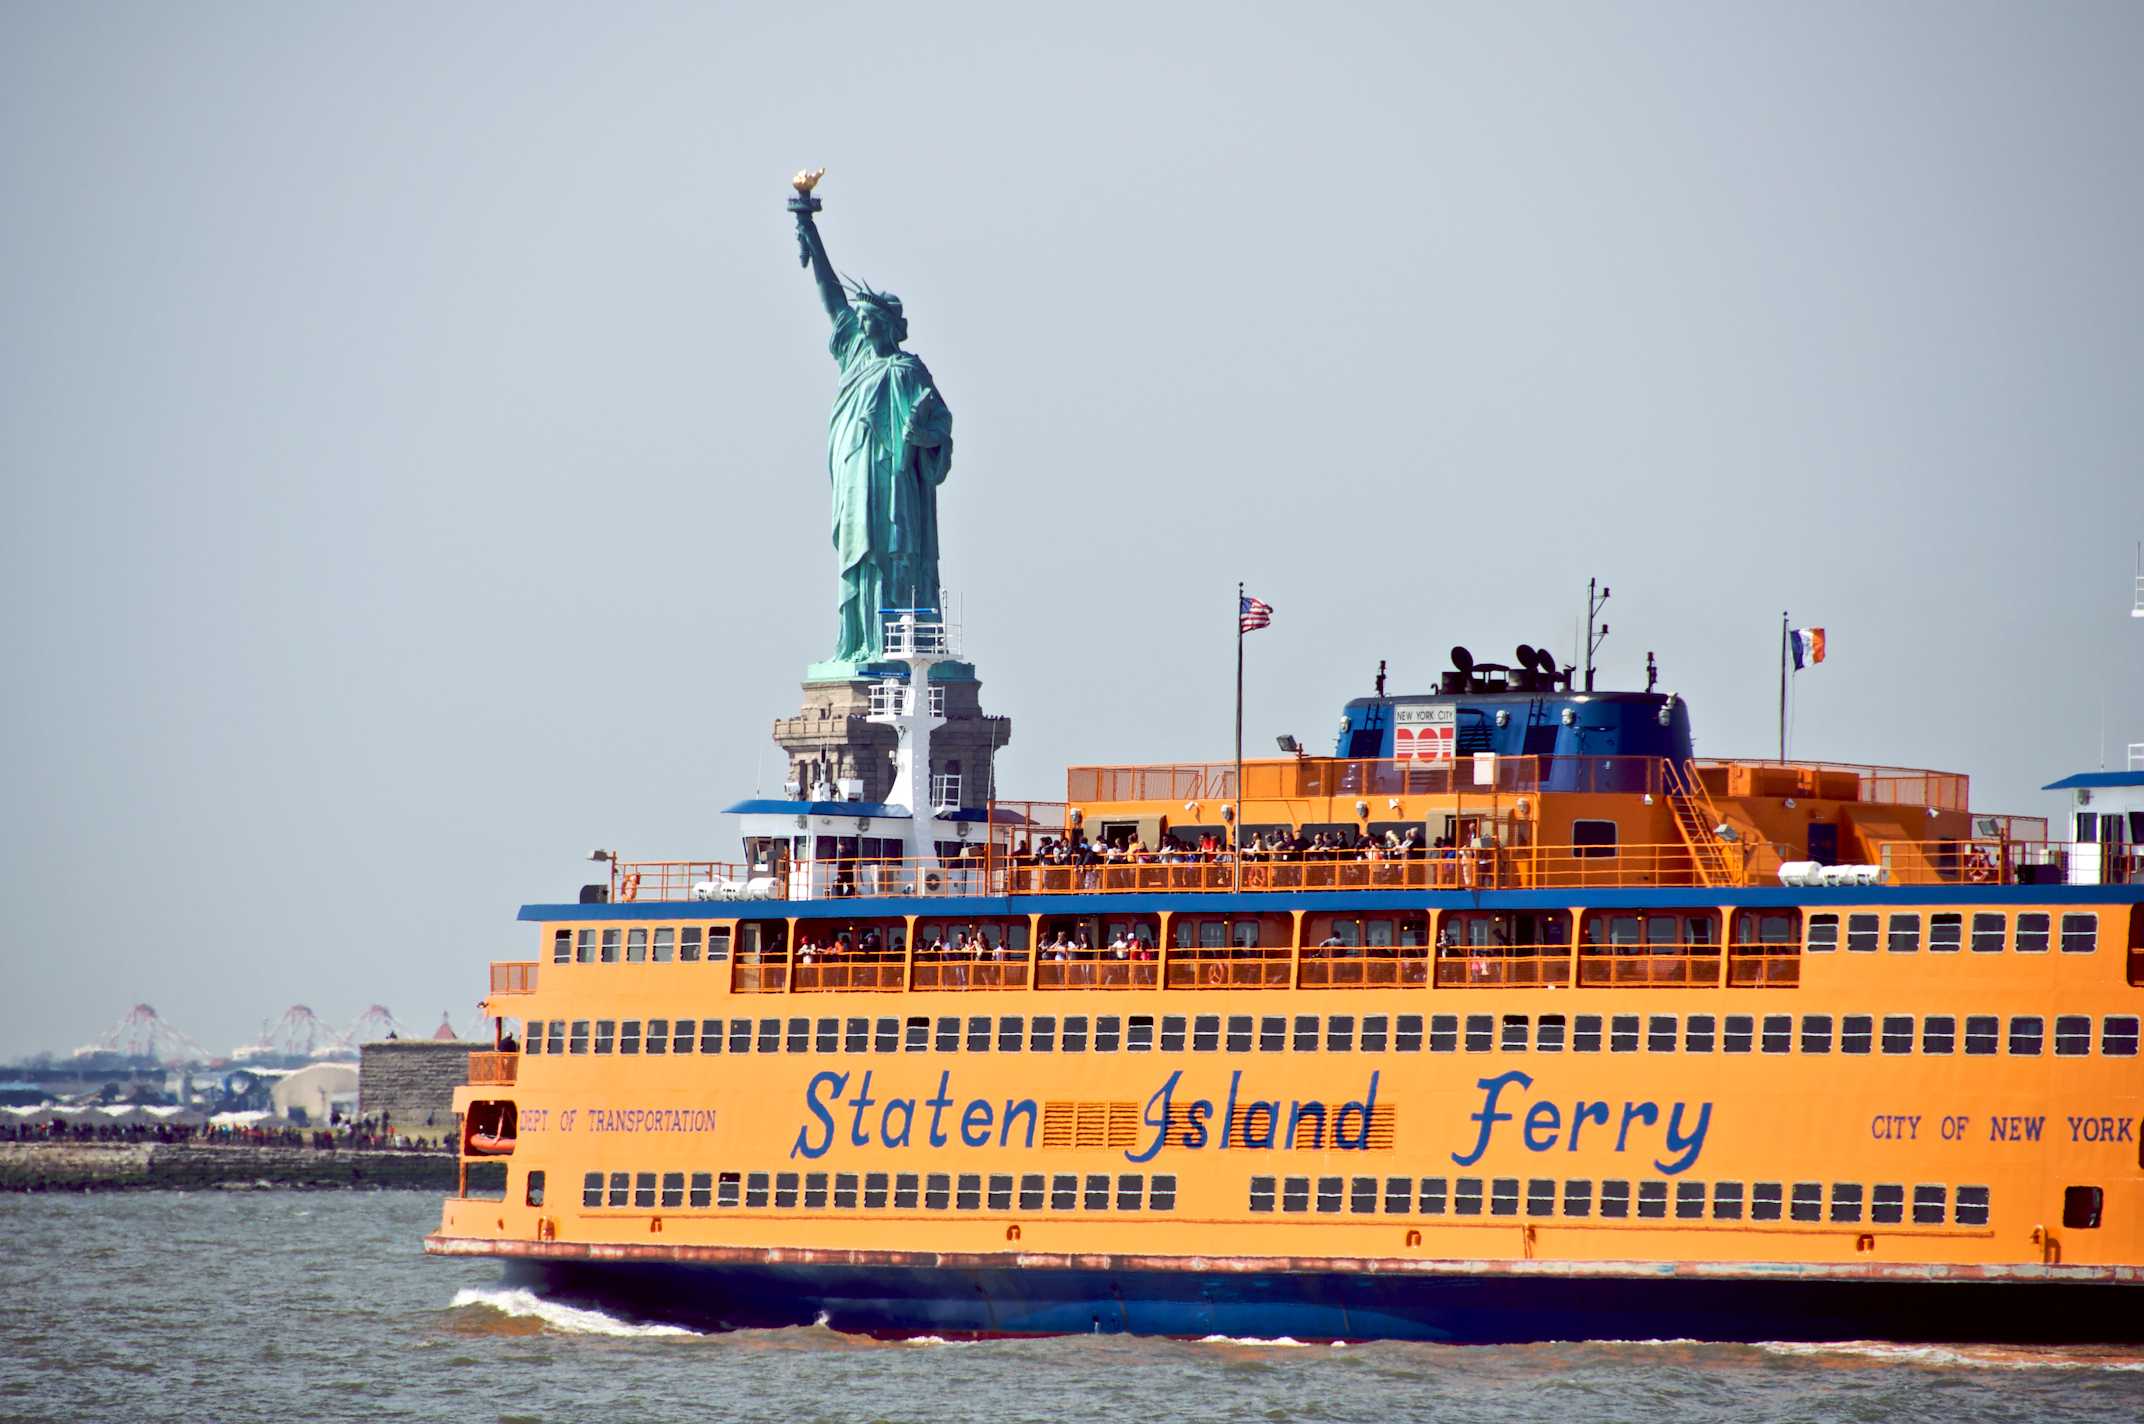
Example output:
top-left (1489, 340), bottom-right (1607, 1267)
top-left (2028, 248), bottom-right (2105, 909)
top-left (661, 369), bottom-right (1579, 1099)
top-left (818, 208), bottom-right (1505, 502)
top-left (1778, 611), bottom-right (1789, 763)
top-left (1234, 580), bottom-right (1245, 891)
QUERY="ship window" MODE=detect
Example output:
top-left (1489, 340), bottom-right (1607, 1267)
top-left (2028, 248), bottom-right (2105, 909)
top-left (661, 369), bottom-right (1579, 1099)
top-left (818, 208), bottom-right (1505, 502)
top-left (1315, 1176), bottom-right (1345, 1214)
top-left (1328, 1015), bottom-right (1357, 1052)
top-left (2061, 913), bottom-right (2098, 954)
top-left (967, 1016), bottom-right (992, 1053)
top-left (1881, 1015), bottom-right (1914, 1054)
top-left (844, 1017), bottom-right (868, 1053)
top-left (924, 1174), bottom-right (951, 1211)
top-left (653, 927), bottom-right (674, 962)
top-left (956, 1174), bottom-right (981, 1211)
top-left (1971, 913), bottom-right (2004, 953)
top-left (1964, 1015), bottom-right (1999, 1055)
top-left (1226, 1015), bottom-right (1253, 1052)
top-left (835, 1174), bottom-right (858, 1209)
top-left (802, 1173), bottom-right (828, 1210)
top-left (547, 1022), bottom-right (566, 1055)
top-left (660, 1172), bottom-right (684, 1208)
top-left (1189, 1015), bottom-right (1216, 1052)
top-left (707, 926), bottom-right (731, 962)
top-left (594, 1020), bottom-right (615, 1055)
top-left (1761, 1015), bottom-right (1791, 1054)
top-left (1431, 1015), bottom-right (1460, 1053)
top-left (2016, 913), bottom-right (2050, 953)
top-left (1684, 1015), bottom-right (1716, 1053)
top-left (635, 1173), bottom-right (657, 1208)
top-left (758, 1018), bottom-right (780, 1054)
top-left (1789, 1182), bottom-right (1821, 1222)
top-left (521, 1024), bottom-right (540, 1057)
top-left (1751, 1182), bottom-right (1783, 1221)
top-left (619, 1021), bottom-right (641, 1055)
top-left (1530, 1179), bottom-right (1559, 1218)
top-left (2064, 1186), bottom-right (2104, 1229)
top-left (935, 1017), bottom-right (960, 1052)
top-left (874, 1017), bottom-right (899, 1053)
top-left (1829, 1182), bottom-right (1863, 1223)
top-left (1674, 1181), bottom-right (1704, 1219)
top-left (1282, 1177), bottom-right (1312, 1213)
top-left (1646, 1015), bottom-right (1676, 1054)
top-left (1929, 914), bottom-right (1962, 953)
top-left (1922, 1015), bottom-right (1956, 1054)
top-left (781, 1017), bottom-right (805, 1053)
top-left (1571, 1014), bottom-right (1603, 1053)
top-left (1349, 1177), bottom-right (1380, 1214)
top-left (608, 1172), bottom-right (631, 1207)
top-left (1806, 914), bottom-right (1839, 953)
top-left (894, 1174), bottom-right (920, 1210)
top-left (581, 1172), bottom-right (602, 1207)
top-left (626, 928), bottom-right (648, 962)
top-left (1466, 1015), bottom-right (1496, 1052)
top-left (576, 929), bottom-right (594, 963)
top-left (1913, 1185), bottom-right (1947, 1225)
top-left (1537, 1015), bottom-right (1567, 1053)
top-left (2055, 1015), bottom-right (2091, 1056)
top-left (1719, 1015), bottom-right (1752, 1054)
top-left (1419, 1178), bottom-right (1448, 1215)
top-left (1489, 1178), bottom-right (1519, 1216)
top-left (1018, 1174), bottom-right (1044, 1211)
top-left (2008, 1016), bottom-right (2044, 1056)
top-left (1636, 1181), bottom-right (1667, 1219)
top-left (1886, 915), bottom-right (1919, 953)
top-left (1598, 1180), bottom-right (1630, 1219)
top-left (1082, 1174), bottom-right (1110, 1211)
top-left (645, 1019), bottom-right (667, 1055)
top-left (1396, 1014), bottom-right (1424, 1052)
top-left (719, 1172), bottom-right (742, 1208)
top-left (1562, 1179), bottom-right (1593, 1218)
top-left (1712, 1181), bottom-right (1744, 1220)
top-left (1261, 1016), bottom-right (1287, 1052)
top-left (1127, 1016), bottom-right (1156, 1053)
top-left (680, 926), bottom-right (702, 962)
top-left (2104, 1016), bottom-right (2141, 1056)
top-left (1840, 1015), bottom-right (1872, 1055)
top-left (1361, 1015), bottom-right (1390, 1052)
top-left (1871, 1184), bottom-right (1903, 1224)
top-left (1062, 1016), bottom-right (1090, 1053)
top-left (1095, 1016), bottom-right (1123, 1052)
top-left (1609, 1015), bottom-right (1640, 1053)
top-left (1956, 1185), bottom-right (1990, 1226)
top-left (1572, 819), bottom-right (1618, 858)
top-left (1149, 1175), bottom-right (1177, 1211)
top-left (1042, 1174), bottom-right (1073, 1211)
top-left (1030, 1016), bottom-right (1058, 1052)
top-left (1383, 1176), bottom-right (1413, 1213)
top-left (1846, 914), bottom-right (1879, 953)
top-left (551, 929), bottom-right (571, 964)
top-left (998, 1016), bottom-right (1024, 1053)
top-left (1295, 1015), bottom-right (1321, 1052)
top-left (727, 1018), bottom-right (750, 1054)
top-left (1249, 1177), bottom-right (1277, 1213)
top-left (1502, 1016), bottom-right (1529, 1053)
top-left (772, 1173), bottom-right (798, 1209)
top-left (1114, 1174), bottom-right (1143, 1212)
top-left (816, 1018), bottom-right (838, 1053)
top-left (1453, 1178), bottom-right (1485, 1216)
top-left (904, 1017), bottom-right (929, 1053)
top-left (601, 929), bottom-right (621, 963)
top-left (1799, 1015), bottom-right (1832, 1054)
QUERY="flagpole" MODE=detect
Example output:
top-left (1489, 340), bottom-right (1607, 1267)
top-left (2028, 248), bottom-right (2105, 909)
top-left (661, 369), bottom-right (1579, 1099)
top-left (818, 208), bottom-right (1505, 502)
top-left (1234, 580), bottom-right (1245, 891)
top-left (1778, 611), bottom-right (1789, 763)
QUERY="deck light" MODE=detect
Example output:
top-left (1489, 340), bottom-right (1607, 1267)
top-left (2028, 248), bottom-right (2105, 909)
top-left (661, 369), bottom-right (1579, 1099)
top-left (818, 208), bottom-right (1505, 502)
top-left (1276, 735), bottom-right (1300, 753)
top-left (1713, 823), bottom-right (1741, 842)
top-left (588, 849), bottom-right (613, 863)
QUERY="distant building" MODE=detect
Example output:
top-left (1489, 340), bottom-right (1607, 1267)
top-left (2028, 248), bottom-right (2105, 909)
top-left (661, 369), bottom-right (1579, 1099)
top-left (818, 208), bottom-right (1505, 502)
top-left (269, 1062), bottom-right (359, 1126)
top-left (358, 1039), bottom-right (475, 1146)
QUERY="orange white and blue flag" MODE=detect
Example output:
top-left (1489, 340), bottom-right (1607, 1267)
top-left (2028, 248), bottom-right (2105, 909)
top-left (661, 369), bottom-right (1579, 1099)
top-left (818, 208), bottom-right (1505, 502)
top-left (1790, 627), bottom-right (1826, 669)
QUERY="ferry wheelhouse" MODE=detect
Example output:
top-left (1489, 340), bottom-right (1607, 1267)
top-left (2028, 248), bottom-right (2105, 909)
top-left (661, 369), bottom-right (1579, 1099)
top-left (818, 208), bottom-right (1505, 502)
top-left (428, 618), bottom-right (2143, 1343)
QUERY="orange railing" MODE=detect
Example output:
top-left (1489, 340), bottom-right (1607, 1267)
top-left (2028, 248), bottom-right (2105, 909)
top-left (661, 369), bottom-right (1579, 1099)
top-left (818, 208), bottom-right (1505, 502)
top-left (612, 860), bottom-right (780, 903)
top-left (489, 962), bottom-right (538, 994)
top-left (1873, 839), bottom-right (2139, 888)
top-left (1164, 953), bottom-right (1294, 989)
top-left (1577, 950), bottom-right (1722, 987)
top-left (467, 1051), bottom-right (518, 1085)
top-left (1035, 960), bottom-right (1160, 990)
top-left (912, 959), bottom-right (1031, 991)
top-left (1300, 951), bottom-right (1431, 989)
top-left (1726, 943), bottom-right (1801, 988)
top-left (1434, 951), bottom-right (1573, 988)
top-left (791, 957), bottom-right (906, 992)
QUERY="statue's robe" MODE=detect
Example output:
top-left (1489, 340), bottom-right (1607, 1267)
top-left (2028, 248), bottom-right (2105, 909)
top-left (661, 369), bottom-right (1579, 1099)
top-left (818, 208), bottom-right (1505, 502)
top-left (825, 305), bottom-right (952, 664)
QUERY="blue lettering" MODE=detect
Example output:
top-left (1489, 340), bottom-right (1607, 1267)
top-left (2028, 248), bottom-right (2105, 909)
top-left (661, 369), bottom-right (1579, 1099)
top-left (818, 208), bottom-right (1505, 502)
top-left (789, 1070), bottom-right (847, 1160)
top-left (960, 1099), bottom-right (993, 1148)
top-left (1242, 1101), bottom-right (1279, 1149)
top-left (1615, 1100), bottom-right (1659, 1152)
top-left (1654, 1101), bottom-right (1712, 1175)
top-left (1452, 1070), bottom-right (1532, 1167)
top-left (1286, 1101), bottom-right (1328, 1150)
top-left (1221, 1071), bottom-right (1242, 1148)
top-left (1522, 1100), bottom-right (1561, 1151)
top-left (1568, 1101), bottom-right (1609, 1150)
top-left (1335, 1074), bottom-right (1380, 1150)
top-left (880, 1097), bottom-right (915, 1148)
top-left (1000, 1098), bottom-right (1037, 1148)
top-left (1127, 1071), bottom-right (1181, 1164)
top-left (847, 1070), bottom-right (876, 1147)
top-left (1184, 1100), bottom-right (1212, 1150)
top-left (925, 1072), bottom-right (954, 1148)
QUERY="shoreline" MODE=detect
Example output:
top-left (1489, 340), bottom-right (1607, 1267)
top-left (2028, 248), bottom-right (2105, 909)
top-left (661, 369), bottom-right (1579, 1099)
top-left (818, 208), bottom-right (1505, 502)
top-left (0, 1140), bottom-right (460, 1193)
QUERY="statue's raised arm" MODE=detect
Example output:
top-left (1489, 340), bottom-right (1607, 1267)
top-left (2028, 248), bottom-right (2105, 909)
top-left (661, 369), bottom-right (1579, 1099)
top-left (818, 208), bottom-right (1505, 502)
top-left (788, 169), bottom-right (846, 325)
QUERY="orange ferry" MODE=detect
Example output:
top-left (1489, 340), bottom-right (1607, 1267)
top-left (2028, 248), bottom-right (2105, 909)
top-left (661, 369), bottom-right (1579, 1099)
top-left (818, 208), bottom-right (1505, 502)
top-left (427, 618), bottom-right (2142, 1342)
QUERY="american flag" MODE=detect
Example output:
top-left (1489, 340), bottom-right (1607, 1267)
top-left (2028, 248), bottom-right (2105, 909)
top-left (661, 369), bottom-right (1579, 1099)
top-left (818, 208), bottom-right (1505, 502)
top-left (1239, 593), bottom-right (1273, 634)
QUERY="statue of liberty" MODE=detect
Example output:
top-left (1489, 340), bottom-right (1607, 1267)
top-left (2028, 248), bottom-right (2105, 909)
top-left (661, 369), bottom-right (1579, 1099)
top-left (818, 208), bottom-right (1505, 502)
top-left (788, 170), bottom-right (953, 671)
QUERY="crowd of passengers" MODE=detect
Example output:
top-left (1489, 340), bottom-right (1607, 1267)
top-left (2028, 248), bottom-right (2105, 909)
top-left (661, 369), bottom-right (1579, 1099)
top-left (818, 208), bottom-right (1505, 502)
top-left (1008, 826), bottom-right (1449, 868)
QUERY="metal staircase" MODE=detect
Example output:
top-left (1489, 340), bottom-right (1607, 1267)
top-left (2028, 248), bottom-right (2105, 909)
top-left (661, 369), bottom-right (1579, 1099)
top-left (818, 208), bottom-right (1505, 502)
top-left (1664, 760), bottom-right (1741, 887)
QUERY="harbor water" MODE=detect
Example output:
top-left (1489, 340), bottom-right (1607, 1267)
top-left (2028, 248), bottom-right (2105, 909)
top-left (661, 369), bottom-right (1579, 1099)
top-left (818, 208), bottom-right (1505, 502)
top-left (1, 1193), bottom-right (2138, 1424)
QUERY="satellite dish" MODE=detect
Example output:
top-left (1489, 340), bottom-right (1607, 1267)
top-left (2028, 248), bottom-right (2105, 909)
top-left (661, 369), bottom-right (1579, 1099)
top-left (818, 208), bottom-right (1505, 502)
top-left (1533, 645), bottom-right (1559, 675)
top-left (1515, 644), bottom-right (1537, 672)
top-left (1450, 645), bottom-right (1475, 675)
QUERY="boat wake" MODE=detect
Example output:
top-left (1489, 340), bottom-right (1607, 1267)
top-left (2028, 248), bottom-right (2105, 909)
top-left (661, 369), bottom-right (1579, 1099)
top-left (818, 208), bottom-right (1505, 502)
top-left (1196, 1334), bottom-right (1311, 1348)
top-left (1758, 1340), bottom-right (2144, 1372)
top-left (449, 1287), bottom-right (699, 1338)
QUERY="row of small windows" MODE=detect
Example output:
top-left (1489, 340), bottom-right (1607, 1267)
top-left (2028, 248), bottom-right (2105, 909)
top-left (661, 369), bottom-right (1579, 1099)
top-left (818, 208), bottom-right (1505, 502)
top-left (551, 926), bottom-right (735, 965)
top-left (1808, 911), bottom-right (2096, 955)
top-left (1247, 1174), bottom-right (1991, 1227)
top-left (578, 1168), bottom-right (1176, 1214)
top-left (522, 1010), bottom-right (2143, 1060)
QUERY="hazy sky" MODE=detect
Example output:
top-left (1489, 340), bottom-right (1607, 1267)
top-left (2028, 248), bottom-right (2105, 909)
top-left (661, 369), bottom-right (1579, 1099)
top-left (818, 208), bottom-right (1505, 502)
top-left (3, 2), bottom-right (2139, 1059)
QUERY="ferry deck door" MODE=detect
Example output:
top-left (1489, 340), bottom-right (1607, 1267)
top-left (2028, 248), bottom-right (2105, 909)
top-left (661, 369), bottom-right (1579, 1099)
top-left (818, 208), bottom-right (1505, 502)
top-left (1806, 823), bottom-right (1838, 866)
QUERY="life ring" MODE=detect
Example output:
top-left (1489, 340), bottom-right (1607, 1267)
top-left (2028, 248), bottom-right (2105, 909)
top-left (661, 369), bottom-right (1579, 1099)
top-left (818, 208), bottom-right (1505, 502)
top-left (619, 872), bottom-right (641, 902)
top-left (924, 871), bottom-right (943, 894)
top-left (1244, 865), bottom-right (1270, 889)
top-left (1205, 961), bottom-right (1225, 987)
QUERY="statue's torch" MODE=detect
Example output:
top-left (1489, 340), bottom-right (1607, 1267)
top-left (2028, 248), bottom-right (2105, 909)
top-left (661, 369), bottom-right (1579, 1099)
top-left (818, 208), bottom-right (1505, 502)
top-left (789, 168), bottom-right (825, 267)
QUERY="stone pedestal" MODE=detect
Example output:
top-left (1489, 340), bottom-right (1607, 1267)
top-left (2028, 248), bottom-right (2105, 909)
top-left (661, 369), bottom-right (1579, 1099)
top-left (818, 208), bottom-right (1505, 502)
top-left (772, 671), bottom-right (1010, 812)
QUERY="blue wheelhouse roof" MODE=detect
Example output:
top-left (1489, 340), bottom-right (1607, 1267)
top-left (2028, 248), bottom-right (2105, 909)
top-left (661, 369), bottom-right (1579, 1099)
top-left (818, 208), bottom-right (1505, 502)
top-left (2042, 772), bottom-right (2144, 791)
